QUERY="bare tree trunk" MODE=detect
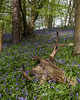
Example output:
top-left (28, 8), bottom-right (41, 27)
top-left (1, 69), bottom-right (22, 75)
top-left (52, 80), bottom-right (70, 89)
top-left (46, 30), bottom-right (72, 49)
top-left (48, 15), bottom-right (53, 28)
top-left (0, 22), bottom-right (4, 53)
top-left (45, 15), bottom-right (53, 28)
top-left (67, 2), bottom-right (74, 26)
top-left (73, 0), bottom-right (80, 55)
top-left (12, 0), bottom-right (20, 44)
top-left (19, 0), bottom-right (27, 38)
top-left (45, 15), bottom-right (49, 28)
top-left (65, 0), bottom-right (71, 26)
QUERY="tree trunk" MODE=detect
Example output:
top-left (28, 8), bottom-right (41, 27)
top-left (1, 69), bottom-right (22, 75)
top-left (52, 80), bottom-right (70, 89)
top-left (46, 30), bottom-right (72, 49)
top-left (73, 0), bottom-right (80, 55)
top-left (24, 0), bottom-right (45, 38)
top-left (67, 1), bottom-right (74, 26)
top-left (12, 0), bottom-right (20, 44)
top-left (0, 22), bottom-right (4, 53)
top-left (45, 15), bottom-right (49, 28)
top-left (65, 0), bottom-right (71, 26)
top-left (45, 14), bottom-right (53, 28)
top-left (48, 15), bottom-right (53, 28)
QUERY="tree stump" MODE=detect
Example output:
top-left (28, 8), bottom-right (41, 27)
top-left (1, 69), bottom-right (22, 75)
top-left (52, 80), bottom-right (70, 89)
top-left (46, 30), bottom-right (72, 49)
top-left (22, 31), bottom-right (77, 85)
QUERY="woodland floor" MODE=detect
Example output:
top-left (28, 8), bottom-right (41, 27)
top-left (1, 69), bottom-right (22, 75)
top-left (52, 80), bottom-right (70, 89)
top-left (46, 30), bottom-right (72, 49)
top-left (0, 27), bottom-right (80, 100)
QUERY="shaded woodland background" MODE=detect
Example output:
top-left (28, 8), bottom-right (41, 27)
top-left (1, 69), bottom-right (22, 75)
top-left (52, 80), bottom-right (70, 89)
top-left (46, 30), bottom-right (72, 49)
top-left (1, 0), bottom-right (80, 99)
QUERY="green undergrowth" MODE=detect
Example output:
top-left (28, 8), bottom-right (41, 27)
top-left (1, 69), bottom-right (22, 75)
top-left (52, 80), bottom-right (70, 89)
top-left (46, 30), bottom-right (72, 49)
top-left (0, 30), bottom-right (80, 100)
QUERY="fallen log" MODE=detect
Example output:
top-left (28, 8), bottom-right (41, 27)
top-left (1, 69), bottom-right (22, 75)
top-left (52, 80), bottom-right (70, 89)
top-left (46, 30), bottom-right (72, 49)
top-left (22, 31), bottom-right (76, 85)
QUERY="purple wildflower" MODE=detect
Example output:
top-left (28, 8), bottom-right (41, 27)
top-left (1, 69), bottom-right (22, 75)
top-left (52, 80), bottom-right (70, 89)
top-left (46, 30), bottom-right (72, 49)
top-left (51, 86), bottom-right (54, 88)
top-left (78, 79), bottom-right (80, 83)
top-left (43, 93), bottom-right (46, 96)
top-left (70, 68), bottom-right (72, 70)
top-left (56, 89), bottom-right (59, 91)
top-left (64, 77), bottom-right (66, 81)
top-left (25, 92), bottom-right (27, 96)
top-left (70, 93), bottom-right (73, 96)
top-left (78, 65), bottom-right (80, 68)
top-left (68, 83), bottom-right (70, 85)
top-left (77, 72), bottom-right (79, 74)
top-left (10, 91), bottom-right (12, 94)
top-left (25, 70), bottom-right (29, 74)
top-left (48, 80), bottom-right (51, 83)
top-left (34, 96), bottom-right (36, 100)
top-left (77, 93), bottom-right (78, 96)
top-left (0, 94), bottom-right (1, 98)
top-left (18, 97), bottom-right (24, 100)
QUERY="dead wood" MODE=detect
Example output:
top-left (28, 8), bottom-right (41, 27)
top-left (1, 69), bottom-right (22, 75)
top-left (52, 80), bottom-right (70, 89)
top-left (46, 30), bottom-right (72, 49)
top-left (35, 43), bottom-right (74, 49)
top-left (0, 22), bottom-right (4, 53)
top-left (22, 31), bottom-right (76, 85)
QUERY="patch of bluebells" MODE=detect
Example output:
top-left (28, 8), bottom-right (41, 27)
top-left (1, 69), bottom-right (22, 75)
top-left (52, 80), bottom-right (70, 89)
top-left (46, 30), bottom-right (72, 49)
top-left (0, 29), bottom-right (80, 99)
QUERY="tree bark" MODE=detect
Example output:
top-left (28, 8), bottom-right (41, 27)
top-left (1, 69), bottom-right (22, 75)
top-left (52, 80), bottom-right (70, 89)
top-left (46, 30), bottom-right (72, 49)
top-left (67, 1), bottom-right (74, 26)
top-left (22, 0), bottom-right (45, 38)
top-left (73, 0), bottom-right (80, 55)
top-left (12, 0), bottom-right (20, 44)
top-left (65, 0), bottom-right (71, 26)
top-left (45, 14), bottom-right (53, 28)
top-left (0, 22), bottom-right (4, 53)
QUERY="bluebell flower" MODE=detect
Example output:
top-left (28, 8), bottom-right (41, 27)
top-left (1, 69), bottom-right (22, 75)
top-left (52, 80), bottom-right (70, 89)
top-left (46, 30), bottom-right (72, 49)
top-left (78, 79), bottom-right (80, 83)
top-left (51, 86), bottom-right (54, 88)
top-left (43, 93), bottom-right (46, 96)
top-left (25, 92), bottom-right (27, 96)
top-left (56, 89), bottom-right (59, 91)
top-left (77, 72), bottom-right (79, 74)
top-left (18, 97), bottom-right (24, 100)
top-left (70, 68), bottom-right (72, 70)
top-left (64, 77), bottom-right (66, 81)
top-left (78, 65), bottom-right (80, 68)
top-left (10, 91), bottom-right (12, 94)
top-left (0, 94), bottom-right (1, 98)
top-left (70, 93), bottom-right (73, 96)
top-left (26, 70), bottom-right (29, 74)
top-left (77, 93), bottom-right (78, 96)
top-left (48, 80), bottom-right (51, 83)
top-left (68, 83), bottom-right (70, 85)
top-left (34, 96), bottom-right (36, 100)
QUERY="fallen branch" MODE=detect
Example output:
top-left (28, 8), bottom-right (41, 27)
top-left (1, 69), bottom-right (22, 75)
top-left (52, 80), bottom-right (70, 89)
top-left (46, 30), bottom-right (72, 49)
top-left (35, 43), bottom-right (74, 49)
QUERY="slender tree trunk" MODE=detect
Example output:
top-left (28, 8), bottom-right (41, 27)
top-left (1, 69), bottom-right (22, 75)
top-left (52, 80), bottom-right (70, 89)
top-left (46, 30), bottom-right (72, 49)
top-left (73, 0), bottom-right (80, 55)
top-left (53, 16), bottom-right (55, 27)
top-left (12, 0), bottom-right (20, 44)
top-left (45, 0), bottom-right (53, 28)
top-left (45, 15), bottom-right (49, 28)
top-left (22, 0), bottom-right (26, 37)
top-left (0, 22), bottom-right (4, 53)
top-left (19, 0), bottom-right (27, 38)
top-left (48, 14), bottom-right (53, 28)
top-left (45, 14), bottom-right (53, 28)
top-left (67, 2), bottom-right (74, 26)
top-left (65, 0), bottom-right (71, 26)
